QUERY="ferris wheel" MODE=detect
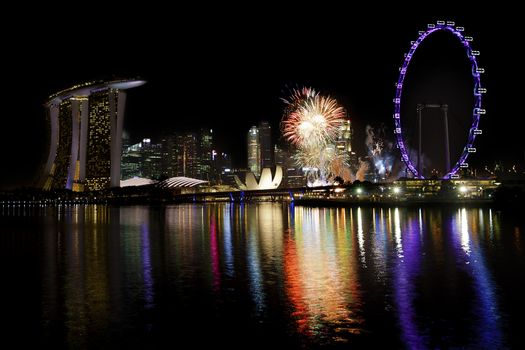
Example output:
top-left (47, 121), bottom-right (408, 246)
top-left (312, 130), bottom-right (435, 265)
top-left (393, 20), bottom-right (485, 179)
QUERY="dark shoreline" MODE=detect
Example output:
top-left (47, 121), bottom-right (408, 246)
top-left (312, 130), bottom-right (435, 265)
top-left (0, 197), bottom-right (510, 208)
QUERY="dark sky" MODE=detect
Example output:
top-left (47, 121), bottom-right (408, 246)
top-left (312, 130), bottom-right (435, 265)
top-left (1, 6), bottom-right (521, 189)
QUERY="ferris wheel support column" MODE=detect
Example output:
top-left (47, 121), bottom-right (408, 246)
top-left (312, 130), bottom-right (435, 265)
top-left (417, 104), bottom-right (423, 176)
top-left (442, 104), bottom-right (451, 173)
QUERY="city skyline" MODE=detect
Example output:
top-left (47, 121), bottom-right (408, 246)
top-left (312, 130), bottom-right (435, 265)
top-left (4, 7), bottom-right (525, 350)
top-left (1, 8), bottom-right (522, 189)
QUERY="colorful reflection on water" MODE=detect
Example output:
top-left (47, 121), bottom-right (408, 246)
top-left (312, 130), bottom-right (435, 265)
top-left (1, 203), bottom-right (524, 348)
top-left (284, 206), bottom-right (363, 342)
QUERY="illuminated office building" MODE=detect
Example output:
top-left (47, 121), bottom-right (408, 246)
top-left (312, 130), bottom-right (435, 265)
top-left (178, 132), bottom-right (199, 178)
top-left (247, 126), bottom-right (260, 177)
top-left (121, 139), bottom-right (142, 180)
top-left (121, 138), bottom-right (162, 180)
top-left (198, 129), bottom-right (213, 180)
top-left (258, 121), bottom-right (273, 169)
top-left (336, 118), bottom-right (352, 154)
top-left (40, 79), bottom-right (146, 191)
top-left (160, 131), bottom-right (206, 180)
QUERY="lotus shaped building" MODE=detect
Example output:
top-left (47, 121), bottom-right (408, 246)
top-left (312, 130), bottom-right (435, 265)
top-left (234, 166), bottom-right (283, 190)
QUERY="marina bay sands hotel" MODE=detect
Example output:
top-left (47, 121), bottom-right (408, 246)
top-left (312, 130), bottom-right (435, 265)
top-left (40, 79), bottom-right (146, 191)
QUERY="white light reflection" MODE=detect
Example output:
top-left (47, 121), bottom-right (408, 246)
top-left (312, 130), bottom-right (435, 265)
top-left (488, 209), bottom-right (494, 240)
top-left (460, 208), bottom-right (471, 257)
top-left (246, 206), bottom-right (265, 316)
top-left (222, 204), bottom-right (234, 278)
top-left (357, 207), bottom-right (366, 267)
top-left (394, 208), bottom-right (404, 258)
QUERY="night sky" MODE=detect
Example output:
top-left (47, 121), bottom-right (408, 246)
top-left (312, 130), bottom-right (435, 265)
top-left (1, 7), bottom-right (521, 189)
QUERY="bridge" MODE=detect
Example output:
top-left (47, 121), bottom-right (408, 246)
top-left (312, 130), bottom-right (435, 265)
top-left (170, 186), bottom-right (311, 203)
top-left (166, 179), bottom-right (498, 204)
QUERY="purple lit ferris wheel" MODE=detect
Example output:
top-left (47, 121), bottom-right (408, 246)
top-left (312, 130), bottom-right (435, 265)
top-left (393, 20), bottom-right (485, 179)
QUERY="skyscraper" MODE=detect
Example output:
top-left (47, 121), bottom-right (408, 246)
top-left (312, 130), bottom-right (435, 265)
top-left (121, 138), bottom-right (162, 180)
top-left (198, 129), bottom-right (213, 180)
top-left (258, 121), bottom-right (273, 169)
top-left (161, 133), bottom-right (179, 178)
top-left (275, 144), bottom-right (304, 187)
top-left (213, 151), bottom-right (232, 184)
top-left (247, 126), bottom-right (260, 177)
top-left (121, 139), bottom-right (142, 179)
top-left (40, 79), bottom-right (145, 191)
top-left (177, 132), bottom-right (198, 178)
top-left (140, 139), bottom-right (163, 180)
top-left (336, 118), bottom-right (352, 155)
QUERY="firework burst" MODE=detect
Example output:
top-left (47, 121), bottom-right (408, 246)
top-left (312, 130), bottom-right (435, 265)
top-left (282, 92), bottom-right (345, 148)
top-left (281, 87), bottom-right (318, 111)
top-left (293, 145), bottom-right (336, 170)
top-left (281, 87), bottom-right (347, 185)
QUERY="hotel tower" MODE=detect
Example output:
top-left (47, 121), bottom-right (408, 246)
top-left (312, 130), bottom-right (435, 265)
top-left (40, 79), bottom-right (146, 191)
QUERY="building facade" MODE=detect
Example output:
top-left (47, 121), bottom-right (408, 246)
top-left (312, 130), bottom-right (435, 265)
top-left (121, 138), bottom-right (162, 180)
top-left (177, 133), bottom-right (199, 178)
top-left (258, 121), bottom-right (273, 169)
top-left (198, 129), bottom-right (213, 180)
top-left (121, 139), bottom-right (143, 180)
top-left (247, 126), bottom-right (260, 177)
top-left (336, 118), bottom-right (352, 154)
top-left (159, 129), bottom-right (214, 181)
top-left (40, 79), bottom-right (145, 191)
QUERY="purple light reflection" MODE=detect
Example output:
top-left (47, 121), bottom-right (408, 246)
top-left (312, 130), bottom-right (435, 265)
top-left (140, 223), bottom-right (154, 309)
top-left (452, 209), bottom-right (503, 348)
top-left (210, 212), bottom-right (221, 292)
top-left (393, 210), bottom-right (426, 348)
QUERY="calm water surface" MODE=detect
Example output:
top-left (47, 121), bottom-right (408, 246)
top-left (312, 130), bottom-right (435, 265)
top-left (1, 203), bottom-right (524, 348)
